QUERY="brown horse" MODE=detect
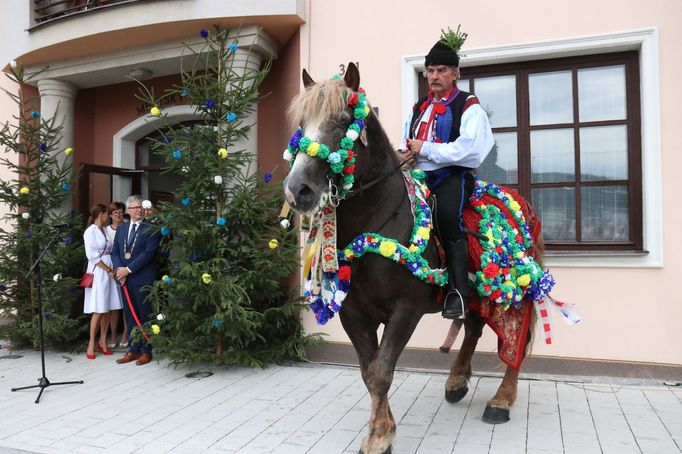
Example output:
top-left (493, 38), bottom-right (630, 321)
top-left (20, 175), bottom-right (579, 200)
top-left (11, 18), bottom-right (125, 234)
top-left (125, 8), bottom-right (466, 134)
top-left (283, 63), bottom-right (540, 454)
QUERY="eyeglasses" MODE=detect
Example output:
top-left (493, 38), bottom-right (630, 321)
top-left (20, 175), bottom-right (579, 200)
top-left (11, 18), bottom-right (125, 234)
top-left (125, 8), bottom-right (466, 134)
top-left (111, 210), bottom-right (123, 216)
top-left (128, 206), bottom-right (143, 210)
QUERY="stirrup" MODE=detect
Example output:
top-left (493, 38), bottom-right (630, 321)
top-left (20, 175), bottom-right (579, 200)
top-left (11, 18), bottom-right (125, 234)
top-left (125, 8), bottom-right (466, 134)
top-left (443, 289), bottom-right (467, 320)
top-left (451, 288), bottom-right (467, 320)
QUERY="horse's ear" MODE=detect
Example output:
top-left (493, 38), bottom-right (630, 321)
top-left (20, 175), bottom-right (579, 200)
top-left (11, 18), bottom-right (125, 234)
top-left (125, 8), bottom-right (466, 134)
top-left (344, 62), bottom-right (360, 92)
top-left (302, 69), bottom-right (316, 89)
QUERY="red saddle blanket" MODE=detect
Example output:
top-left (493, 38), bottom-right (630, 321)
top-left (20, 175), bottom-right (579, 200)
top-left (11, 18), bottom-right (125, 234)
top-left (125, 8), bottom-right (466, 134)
top-left (461, 186), bottom-right (542, 370)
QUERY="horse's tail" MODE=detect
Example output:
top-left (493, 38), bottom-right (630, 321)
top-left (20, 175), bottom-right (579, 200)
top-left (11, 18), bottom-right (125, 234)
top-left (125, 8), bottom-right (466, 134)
top-left (524, 232), bottom-right (545, 359)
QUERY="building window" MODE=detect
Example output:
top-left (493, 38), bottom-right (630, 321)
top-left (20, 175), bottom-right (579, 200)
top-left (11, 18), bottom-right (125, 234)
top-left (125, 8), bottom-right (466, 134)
top-left (419, 52), bottom-right (642, 251)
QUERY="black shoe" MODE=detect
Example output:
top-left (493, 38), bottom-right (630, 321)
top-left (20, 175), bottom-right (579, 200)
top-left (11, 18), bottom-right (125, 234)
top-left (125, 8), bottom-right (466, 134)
top-left (442, 289), bottom-right (468, 319)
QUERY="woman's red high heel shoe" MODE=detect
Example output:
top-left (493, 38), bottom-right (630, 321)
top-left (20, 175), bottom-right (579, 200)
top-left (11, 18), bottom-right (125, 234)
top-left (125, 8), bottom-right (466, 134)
top-left (97, 343), bottom-right (113, 356)
top-left (86, 352), bottom-right (96, 360)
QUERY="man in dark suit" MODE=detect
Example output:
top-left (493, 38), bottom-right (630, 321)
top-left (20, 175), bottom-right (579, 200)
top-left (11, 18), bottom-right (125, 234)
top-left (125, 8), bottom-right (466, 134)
top-left (111, 195), bottom-right (160, 366)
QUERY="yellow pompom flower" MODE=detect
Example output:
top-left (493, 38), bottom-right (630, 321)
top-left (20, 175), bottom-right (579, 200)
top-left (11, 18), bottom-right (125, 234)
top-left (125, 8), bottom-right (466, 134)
top-left (344, 249), bottom-right (354, 259)
top-left (306, 142), bottom-right (320, 157)
top-left (64, 147), bottom-right (73, 156)
top-left (19, 186), bottom-right (29, 195)
top-left (201, 273), bottom-right (212, 284)
top-left (379, 241), bottom-right (396, 257)
top-left (269, 239), bottom-right (279, 249)
top-left (516, 251), bottom-right (524, 259)
top-left (416, 227), bottom-right (430, 240)
top-left (517, 274), bottom-right (531, 287)
top-left (510, 200), bottom-right (521, 212)
top-left (409, 244), bottom-right (419, 253)
top-left (364, 105), bottom-right (370, 116)
top-left (486, 229), bottom-right (495, 243)
top-left (218, 148), bottom-right (228, 158)
top-left (151, 324), bottom-right (160, 335)
top-left (150, 106), bottom-right (161, 117)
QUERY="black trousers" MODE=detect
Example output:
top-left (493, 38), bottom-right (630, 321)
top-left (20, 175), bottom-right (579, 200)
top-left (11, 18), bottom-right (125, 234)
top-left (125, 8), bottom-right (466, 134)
top-left (427, 166), bottom-right (474, 246)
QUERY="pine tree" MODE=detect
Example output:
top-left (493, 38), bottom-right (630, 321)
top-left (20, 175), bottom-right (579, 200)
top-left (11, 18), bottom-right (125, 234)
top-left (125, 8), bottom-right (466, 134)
top-left (137, 27), bottom-right (318, 367)
top-left (0, 64), bottom-right (87, 349)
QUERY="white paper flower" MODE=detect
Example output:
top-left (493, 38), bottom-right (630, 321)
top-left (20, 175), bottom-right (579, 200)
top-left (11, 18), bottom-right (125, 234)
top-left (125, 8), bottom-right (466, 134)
top-left (280, 219), bottom-right (290, 229)
top-left (283, 149), bottom-right (293, 161)
top-left (214, 175), bottom-right (223, 185)
top-left (21, 212), bottom-right (29, 219)
top-left (53, 273), bottom-right (62, 282)
top-left (334, 290), bottom-right (347, 303)
top-left (142, 200), bottom-right (152, 209)
top-left (345, 129), bottom-right (359, 141)
top-left (181, 166), bottom-right (190, 174)
top-left (156, 313), bottom-right (165, 321)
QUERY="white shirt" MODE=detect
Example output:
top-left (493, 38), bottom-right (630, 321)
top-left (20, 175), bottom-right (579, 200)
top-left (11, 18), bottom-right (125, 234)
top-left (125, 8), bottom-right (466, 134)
top-left (401, 96), bottom-right (494, 171)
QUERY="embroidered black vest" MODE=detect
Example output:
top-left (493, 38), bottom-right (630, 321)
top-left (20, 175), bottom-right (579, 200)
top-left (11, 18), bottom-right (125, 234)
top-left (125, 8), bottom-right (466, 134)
top-left (409, 90), bottom-right (472, 144)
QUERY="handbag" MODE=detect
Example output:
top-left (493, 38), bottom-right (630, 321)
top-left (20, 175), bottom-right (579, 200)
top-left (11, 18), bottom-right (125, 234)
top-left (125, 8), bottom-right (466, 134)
top-left (79, 272), bottom-right (94, 288)
top-left (80, 232), bottom-right (106, 288)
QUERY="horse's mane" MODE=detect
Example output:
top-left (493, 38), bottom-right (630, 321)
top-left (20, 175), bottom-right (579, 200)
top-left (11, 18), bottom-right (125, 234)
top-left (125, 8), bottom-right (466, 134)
top-left (287, 79), bottom-right (347, 130)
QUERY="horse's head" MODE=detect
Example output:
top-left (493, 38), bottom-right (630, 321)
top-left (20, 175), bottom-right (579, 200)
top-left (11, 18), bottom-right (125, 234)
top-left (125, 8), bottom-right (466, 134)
top-left (283, 63), bottom-right (369, 214)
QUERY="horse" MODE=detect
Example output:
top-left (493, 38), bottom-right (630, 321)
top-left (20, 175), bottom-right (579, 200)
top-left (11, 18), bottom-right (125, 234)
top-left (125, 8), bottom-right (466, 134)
top-left (283, 63), bottom-right (543, 454)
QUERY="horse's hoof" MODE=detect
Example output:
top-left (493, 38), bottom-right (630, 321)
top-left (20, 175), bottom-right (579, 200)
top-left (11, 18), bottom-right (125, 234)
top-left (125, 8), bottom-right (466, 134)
top-left (482, 404), bottom-right (510, 424)
top-left (359, 447), bottom-right (392, 454)
top-left (445, 386), bottom-right (468, 403)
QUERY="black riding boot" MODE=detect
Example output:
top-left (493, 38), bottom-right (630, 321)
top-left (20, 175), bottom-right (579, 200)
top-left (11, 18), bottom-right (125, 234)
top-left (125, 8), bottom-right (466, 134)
top-left (442, 239), bottom-right (471, 320)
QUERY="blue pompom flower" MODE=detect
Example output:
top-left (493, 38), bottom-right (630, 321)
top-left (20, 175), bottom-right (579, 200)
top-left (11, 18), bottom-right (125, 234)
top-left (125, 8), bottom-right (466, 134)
top-left (181, 197), bottom-right (190, 206)
top-left (200, 29), bottom-right (209, 39)
top-left (226, 112), bottom-right (237, 122)
top-left (31, 111), bottom-right (40, 119)
top-left (216, 217), bottom-right (226, 226)
top-left (229, 42), bottom-right (238, 52)
top-left (263, 173), bottom-right (272, 183)
top-left (39, 143), bottom-right (47, 153)
top-left (172, 150), bottom-right (182, 159)
top-left (204, 99), bottom-right (215, 109)
top-left (160, 226), bottom-right (170, 236)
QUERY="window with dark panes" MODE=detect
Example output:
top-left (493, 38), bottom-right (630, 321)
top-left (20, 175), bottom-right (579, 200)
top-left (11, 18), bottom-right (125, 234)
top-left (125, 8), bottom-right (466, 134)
top-left (418, 52), bottom-right (641, 251)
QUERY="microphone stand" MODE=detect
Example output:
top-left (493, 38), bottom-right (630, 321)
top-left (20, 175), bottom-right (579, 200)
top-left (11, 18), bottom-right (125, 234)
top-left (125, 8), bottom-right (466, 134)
top-left (11, 228), bottom-right (83, 403)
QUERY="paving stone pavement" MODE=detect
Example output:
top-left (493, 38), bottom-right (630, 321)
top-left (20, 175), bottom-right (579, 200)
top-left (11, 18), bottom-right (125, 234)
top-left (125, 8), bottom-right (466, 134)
top-left (1, 348), bottom-right (681, 454)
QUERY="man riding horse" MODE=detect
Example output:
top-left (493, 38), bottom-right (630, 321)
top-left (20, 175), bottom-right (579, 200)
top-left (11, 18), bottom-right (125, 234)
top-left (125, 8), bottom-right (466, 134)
top-left (402, 27), bottom-right (494, 320)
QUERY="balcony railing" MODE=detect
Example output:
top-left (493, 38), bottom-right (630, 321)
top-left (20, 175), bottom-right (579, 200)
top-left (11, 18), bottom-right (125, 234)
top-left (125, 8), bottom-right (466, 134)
top-left (33, 0), bottom-right (143, 26)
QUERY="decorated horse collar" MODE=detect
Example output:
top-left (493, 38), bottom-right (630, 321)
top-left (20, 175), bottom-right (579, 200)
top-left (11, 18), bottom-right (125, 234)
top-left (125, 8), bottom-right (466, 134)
top-left (283, 84), bottom-right (371, 199)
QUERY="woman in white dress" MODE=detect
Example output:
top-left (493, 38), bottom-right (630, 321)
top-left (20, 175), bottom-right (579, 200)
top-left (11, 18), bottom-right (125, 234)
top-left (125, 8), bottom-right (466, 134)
top-left (105, 201), bottom-right (128, 349)
top-left (83, 203), bottom-right (123, 359)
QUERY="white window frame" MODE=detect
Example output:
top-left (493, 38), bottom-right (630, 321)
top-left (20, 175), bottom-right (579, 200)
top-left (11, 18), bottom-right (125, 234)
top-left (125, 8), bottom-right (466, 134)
top-left (400, 28), bottom-right (661, 268)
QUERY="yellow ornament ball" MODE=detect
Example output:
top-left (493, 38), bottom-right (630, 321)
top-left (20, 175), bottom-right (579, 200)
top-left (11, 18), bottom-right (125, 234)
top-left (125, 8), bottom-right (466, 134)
top-left (64, 147), bottom-right (73, 156)
top-left (19, 186), bottom-right (29, 195)
top-left (218, 148), bottom-right (228, 158)
top-left (150, 106), bottom-right (161, 117)
top-left (268, 239), bottom-right (279, 249)
top-left (201, 273), bottom-right (212, 284)
top-left (151, 324), bottom-right (161, 335)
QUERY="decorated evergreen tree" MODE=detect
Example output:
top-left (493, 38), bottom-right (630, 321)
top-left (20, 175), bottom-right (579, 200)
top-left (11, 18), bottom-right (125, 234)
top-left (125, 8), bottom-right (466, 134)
top-left (0, 64), bottom-right (86, 349)
top-left (137, 27), bottom-right (318, 367)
